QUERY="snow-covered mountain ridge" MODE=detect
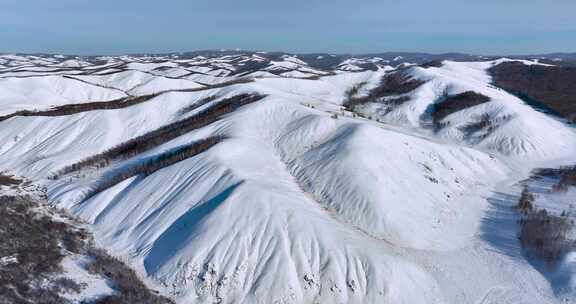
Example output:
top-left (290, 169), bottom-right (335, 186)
top-left (1, 52), bottom-right (576, 303)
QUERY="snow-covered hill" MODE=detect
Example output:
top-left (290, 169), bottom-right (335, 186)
top-left (350, 60), bottom-right (576, 160)
top-left (1, 52), bottom-right (575, 303)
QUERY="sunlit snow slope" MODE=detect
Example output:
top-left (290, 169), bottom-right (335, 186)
top-left (1, 52), bottom-right (575, 304)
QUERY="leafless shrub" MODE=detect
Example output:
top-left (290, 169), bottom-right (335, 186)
top-left (86, 248), bottom-right (172, 304)
top-left (52, 277), bottom-right (83, 294)
top-left (516, 189), bottom-right (576, 267)
top-left (0, 196), bottom-right (69, 303)
top-left (0, 173), bottom-right (21, 186)
top-left (551, 166), bottom-right (576, 193)
top-left (0, 194), bottom-right (173, 304)
top-left (344, 81), bottom-right (368, 100)
top-left (518, 208), bottom-right (575, 266)
top-left (516, 189), bottom-right (535, 214)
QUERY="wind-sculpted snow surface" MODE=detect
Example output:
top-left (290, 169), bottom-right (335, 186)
top-left (0, 53), bottom-right (575, 303)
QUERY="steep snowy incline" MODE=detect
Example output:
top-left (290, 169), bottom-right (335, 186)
top-left (53, 136), bottom-right (445, 304)
top-left (41, 96), bottom-right (535, 303)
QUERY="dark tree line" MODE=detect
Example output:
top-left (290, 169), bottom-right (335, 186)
top-left (516, 188), bottom-right (576, 267)
top-left (180, 77), bottom-right (253, 92)
top-left (552, 167), bottom-right (576, 193)
top-left (53, 93), bottom-right (264, 178)
top-left (489, 62), bottom-right (576, 123)
top-left (531, 166), bottom-right (576, 193)
top-left (343, 71), bottom-right (425, 110)
top-left (456, 113), bottom-right (513, 139)
top-left (177, 95), bottom-right (218, 115)
top-left (0, 93), bottom-right (160, 122)
top-left (0, 77), bottom-right (255, 122)
top-left (432, 91), bottom-right (491, 123)
top-left (88, 136), bottom-right (224, 198)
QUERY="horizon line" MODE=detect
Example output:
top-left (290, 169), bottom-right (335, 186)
top-left (1, 49), bottom-right (575, 58)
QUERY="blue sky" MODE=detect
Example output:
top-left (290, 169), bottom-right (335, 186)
top-left (1, 0), bottom-right (575, 55)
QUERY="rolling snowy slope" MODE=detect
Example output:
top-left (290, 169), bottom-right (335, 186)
top-left (1, 52), bottom-right (575, 304)
top-left (350, 60), bottom-right (576, 160)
